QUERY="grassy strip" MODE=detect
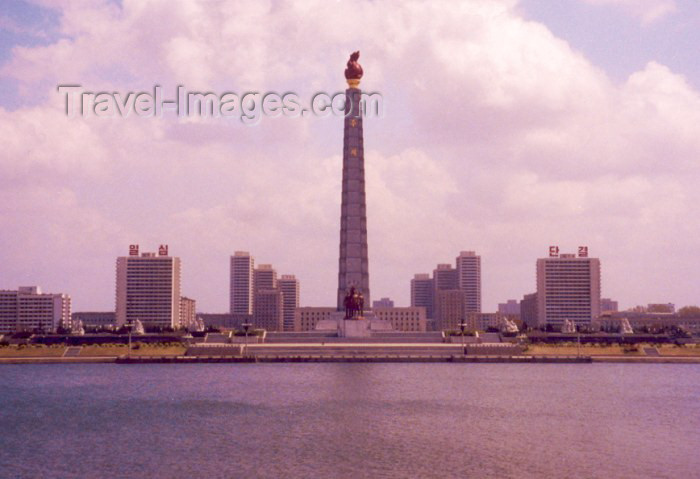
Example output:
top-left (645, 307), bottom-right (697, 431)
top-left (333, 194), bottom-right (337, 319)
top-left (525, 344), bottom-right (700, 357)
top-left (654, 345), bottom-right (700, 356)
top-left (525, 345), bottom-right (639, 356)
top-left (0, 346), bottom-right (66, 357)
top-left (0, 344), bottom-right (187, 358)
top-left (79, 345), bottom-right (186, 357)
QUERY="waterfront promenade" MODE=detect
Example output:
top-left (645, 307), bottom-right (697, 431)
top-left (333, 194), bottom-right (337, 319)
top-left (2, 342), bottom-right (700, 364)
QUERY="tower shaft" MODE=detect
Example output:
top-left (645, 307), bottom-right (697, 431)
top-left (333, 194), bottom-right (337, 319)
top-left (337, 88), bottom-right (370, 310)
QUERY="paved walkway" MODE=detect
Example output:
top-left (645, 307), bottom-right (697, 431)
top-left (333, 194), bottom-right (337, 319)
top-left (63, 347), bottom-right (82, 357)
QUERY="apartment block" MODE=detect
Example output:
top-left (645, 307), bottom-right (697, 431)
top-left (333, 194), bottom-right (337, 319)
top-left (536, 248), bottom-right (601, 328)
top-left (0, 286), bottom-right (71, 333)
top-left (116, 245), bottom-right (181, 330)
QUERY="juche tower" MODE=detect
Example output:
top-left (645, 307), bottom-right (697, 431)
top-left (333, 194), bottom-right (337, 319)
top-left (336, 51), bottom-right (371, 311)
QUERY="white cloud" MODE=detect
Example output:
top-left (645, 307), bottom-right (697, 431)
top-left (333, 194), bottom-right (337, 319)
top-left (580, 0), bottom-right (677, 24)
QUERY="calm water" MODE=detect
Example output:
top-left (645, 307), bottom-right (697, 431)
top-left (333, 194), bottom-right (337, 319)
top-left (1, 363), bottom-right (699, 479)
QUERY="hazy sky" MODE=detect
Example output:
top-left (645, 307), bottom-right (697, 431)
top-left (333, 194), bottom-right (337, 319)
top-left (1, 0), bottom-right (699, 312)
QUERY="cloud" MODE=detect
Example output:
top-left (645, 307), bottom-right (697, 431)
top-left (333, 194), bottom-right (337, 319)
top-left (580, 0), bottom-right (677, 25)
top-left (0, 105), bottom-right (110, 182)
top-left (0, 0), bottom-right (698, 311)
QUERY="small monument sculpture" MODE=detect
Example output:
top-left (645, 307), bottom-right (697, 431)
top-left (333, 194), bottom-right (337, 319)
top-left (343, 286), bottom-right (365, 319)
top-left (499, 316), bottom-right (519, 334)
top-left (193, 317), bottom-right (205, 332)
top-left (71, 319), bottom-right (85, 336)
top-left (133, 318), bottom-right (145, 335)
top-left (619, 317), bottom-right (634, 334)
top-left (561, 319), bottom-right (577, 334)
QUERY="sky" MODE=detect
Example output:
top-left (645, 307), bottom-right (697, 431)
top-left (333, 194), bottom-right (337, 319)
top-left (1, 0), bottom-right (699, 313)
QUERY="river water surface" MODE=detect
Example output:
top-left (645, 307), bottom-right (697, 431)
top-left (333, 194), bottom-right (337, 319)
top-left (1, 363), bottom-right (698, 478)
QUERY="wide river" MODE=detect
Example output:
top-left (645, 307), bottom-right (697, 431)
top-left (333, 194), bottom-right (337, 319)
top-left (1, 363), bottom-right (698, 478)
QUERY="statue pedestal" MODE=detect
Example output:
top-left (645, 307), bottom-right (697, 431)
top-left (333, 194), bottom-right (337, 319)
top-left (339, 315), bottom-right (371, 338)
top-left (314, 311), bottom-right (393, 338)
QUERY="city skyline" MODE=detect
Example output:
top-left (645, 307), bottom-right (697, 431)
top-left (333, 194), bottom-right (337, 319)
top-left (2, 4), bottom-right (700, 479)
top-left (1, 1), bottom-right (700, 312)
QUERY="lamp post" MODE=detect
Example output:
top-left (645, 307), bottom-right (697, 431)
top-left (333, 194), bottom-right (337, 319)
top-left (460, 321), bottom-right (467, 357)
top-left (126, 319), bottom-right (133, 359)
top-left (242, 322), bottom-right (252, 358)
top-left (577, 327), bottom-right (581, 358)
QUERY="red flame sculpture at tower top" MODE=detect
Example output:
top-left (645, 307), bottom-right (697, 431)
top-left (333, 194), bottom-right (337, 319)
top-left (344, 51), bottom-right (363, 80)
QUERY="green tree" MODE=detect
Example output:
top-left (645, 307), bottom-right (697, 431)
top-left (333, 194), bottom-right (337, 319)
top-left (678, 305), bottom-right (700, 316)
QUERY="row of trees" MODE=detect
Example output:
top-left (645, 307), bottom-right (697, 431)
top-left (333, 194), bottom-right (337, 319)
top-left (625, 305), bottom-right (700, 315)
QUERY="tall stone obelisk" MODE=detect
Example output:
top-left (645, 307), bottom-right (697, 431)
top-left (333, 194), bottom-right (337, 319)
top-left (337, 51), bottom-right (370, 311)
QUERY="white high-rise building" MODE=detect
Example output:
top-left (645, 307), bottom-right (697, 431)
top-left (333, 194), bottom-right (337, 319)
top-left (536, 249), bottom-right (601, 328)
top-left (456, 251), bottom-right (481, 313)
top-left (278, 275), bottom-right (300, 332)
top-left (0, 286), bottom-right (71, 333)
top-left (116, 245), bottom-right (181, 330)
top-left (230, 251), bottom-right (254, 315)
top-left (254, 264), bottom-right (277, 291)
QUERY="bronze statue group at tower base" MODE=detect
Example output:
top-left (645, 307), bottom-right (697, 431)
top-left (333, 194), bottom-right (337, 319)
top-left (343, 286), bottom-right (365, 319)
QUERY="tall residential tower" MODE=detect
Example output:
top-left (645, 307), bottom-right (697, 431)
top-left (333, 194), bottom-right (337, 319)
top-left (278, 275), bottom-right (300, 332)
top-left (536, 247), bottom-right (601, 328)
top-left (116, 245), bottom-right (181, 329)
top-left (456, 251), bottom-right (481, 313)
top-left (230, 251), bottom-right (254, 315)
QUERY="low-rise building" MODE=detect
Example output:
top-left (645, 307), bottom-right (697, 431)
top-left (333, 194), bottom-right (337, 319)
top-left (598, 312), bottom-right (700, 334)
top-left (197, 313), bottom-right (252, 330)
top-left (647, 303), bottom-right (675, 314)
top-left (600, 298), bottom-right (618, 313)
top-left (466, 312), bottom-right (520, 331)
top-left (179, 297), bottom-right (197, 330)
top-left (71, 311), bottom-right (116, 329)
top-left (294, 307), bottom-right (335, 332)
top-left (0, 286), bottom-right (71, 333)
top-left (373, 306), bottom-right (426, 332)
